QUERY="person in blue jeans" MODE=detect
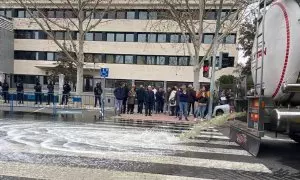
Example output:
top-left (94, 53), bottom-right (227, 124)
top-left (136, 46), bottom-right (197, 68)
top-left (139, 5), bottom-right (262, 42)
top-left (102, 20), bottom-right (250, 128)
top-left (114, 83), bottom-right (125, 116)
top-left (178, 85), bottom-right (189, 121)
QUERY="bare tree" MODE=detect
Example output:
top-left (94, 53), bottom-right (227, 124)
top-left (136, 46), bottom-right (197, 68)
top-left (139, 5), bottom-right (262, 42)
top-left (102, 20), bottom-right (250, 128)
top-left (151, 0), bottom-right (250, 90)
top-left (13, 0), bottom-right (115, 95)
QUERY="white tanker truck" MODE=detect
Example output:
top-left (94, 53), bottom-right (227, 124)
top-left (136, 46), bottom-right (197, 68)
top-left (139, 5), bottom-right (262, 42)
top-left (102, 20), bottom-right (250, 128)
top-left (230, 0), bottom-right (300, 156)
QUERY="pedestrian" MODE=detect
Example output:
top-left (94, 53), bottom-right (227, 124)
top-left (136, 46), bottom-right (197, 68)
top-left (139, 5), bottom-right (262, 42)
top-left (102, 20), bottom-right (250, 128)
top-left (114, 82), bottom-right (125, 116)
top-left (61, 81), bottom-right (71, 105)
top-left (196, 89), bottom-right (208, 120)
top-left (16, 79), bottom-right (24, 104)
top-left (168, 87), bottom-right (177, 116)
top-left (155, 87), bottom-right (164, 114)
top-left (136, 85), bottom-right (145, 114)
top-left (34, 81), bottom-right (42, 105)
top-left (47, 81), bottom-right (54, 105)
top-left (175, 86), bottom-right (180, 117)
top-left (178, 85), bottom-right (189, 121)
top-left (144, 85), bottom-right (155, 116)
top-left (152, 86), bottom-right (157, 112)
top-left (94, 82), bottom-right (103, 108)
top-left (187, 84), bottom-right (196, 116)
top-left (165, 87), bottom-right (171, 114)
top-left (2, 80), bottom-right (9, 103)
top-left (127, 86), bottom-right (136, 114)
top-left (122, 83), bottom-right (129, 114)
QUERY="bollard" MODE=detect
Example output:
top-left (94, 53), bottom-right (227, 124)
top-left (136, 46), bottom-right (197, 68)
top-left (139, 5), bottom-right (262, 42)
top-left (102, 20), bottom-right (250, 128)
top-left (9, 94), bottom-right (13, 114)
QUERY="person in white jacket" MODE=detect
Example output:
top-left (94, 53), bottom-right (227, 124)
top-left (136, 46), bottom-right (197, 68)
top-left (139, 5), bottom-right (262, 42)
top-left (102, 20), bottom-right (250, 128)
top-left (168, 87), bottom-right (177, 116)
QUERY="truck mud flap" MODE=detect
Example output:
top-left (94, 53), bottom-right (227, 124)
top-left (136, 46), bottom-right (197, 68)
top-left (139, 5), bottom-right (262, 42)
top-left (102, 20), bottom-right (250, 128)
top-left (229, 125), bottom-right (261, 156)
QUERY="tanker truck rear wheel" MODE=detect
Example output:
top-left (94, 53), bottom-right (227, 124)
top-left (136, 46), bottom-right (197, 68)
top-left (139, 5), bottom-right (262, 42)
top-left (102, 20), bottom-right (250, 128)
top-left (289, 134), bottom-right (300, 143)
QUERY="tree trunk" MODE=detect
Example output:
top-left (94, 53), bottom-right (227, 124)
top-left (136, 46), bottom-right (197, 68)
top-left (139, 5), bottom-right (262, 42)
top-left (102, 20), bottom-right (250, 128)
top-left (76, 65), bottom-right (83, 95)
top-left (193, 66), bottom-right (200, 91)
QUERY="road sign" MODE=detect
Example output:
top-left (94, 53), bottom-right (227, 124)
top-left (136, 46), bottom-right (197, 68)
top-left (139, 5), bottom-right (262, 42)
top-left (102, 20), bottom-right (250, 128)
top-left (100, 68), bottom-right (109, 78)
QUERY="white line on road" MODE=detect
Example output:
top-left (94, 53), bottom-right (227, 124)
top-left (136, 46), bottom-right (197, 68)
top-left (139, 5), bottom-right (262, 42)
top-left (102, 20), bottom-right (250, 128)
top-left (0, 161), bottom-right (210, 180)
top-left (33, 107), bottom-right (45, 113)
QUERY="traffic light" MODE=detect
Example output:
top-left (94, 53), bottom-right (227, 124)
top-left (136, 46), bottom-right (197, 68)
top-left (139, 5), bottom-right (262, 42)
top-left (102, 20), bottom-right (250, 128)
top-left (203, 60), bottom-right (209, 78)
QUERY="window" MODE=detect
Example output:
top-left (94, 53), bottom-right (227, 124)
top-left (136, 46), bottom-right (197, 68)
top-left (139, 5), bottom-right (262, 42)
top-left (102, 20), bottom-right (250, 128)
top-left (106, 55), bottom-right (114, 63)
top-left (157, 11), bottom-right (168, 19)
top-left (205, 10), bottom-right (216, 20)
top-left (178, 57), bottom-right (188, 66)
top-left (55, 32), bottom-right (64, 40)
top-left (38, 31), bottom-right (47, 39)
top-left (148, 34), bottom-right (157, 43)
top-left (47, 52), bottom-right (54, 61)
top-left (56, 10), bottom-right (64, 18)
top-left (94, 32), bottom-right (102, 41)
top-left (65, 31), bottom-right (76, 40)
top-left (126, 11), bottom-right (135, 19)
top-left (5, 10), bottom-right (12, 18)
top-left (224, 34), bottom-right (236, 44)
top-left (157, 34), bottom-right (166, 43)
top-left (125, 33), bottom-right (134, 42)
top-left (203, 34), bottom-right (214, 44)
top-left (180, 35), bottom-right (189, 43)
top-left (138, 34), bottom-right (147, 42)
top-left (157, 56), bottom-right (166, 65)
top-left (107, 33), bottom-right (115, 41)
top-left (170, 34), bottom-right (179, 43)
top-left (222, 57), bottom-right (235, 68)
top-left (94, 54), bottom-right (102, 63)
top-left (65, 10), bottom-right (74, 18)
top-left (94, 10), bottom-right (104, 19)
top-left (147, 56), bottom-right (156, 65)
top-left (107, 11), bottom-right (116, 19)
top-left (85, 54), bottom-right (94, 62)
top-left (85, 33), bottom-right (94, 41)
top-left (149, 12), bottom-right (157, 19)
top-left (47, 10), bottom-right (55, 18)
top-left (116, 11), bottom-right (126, 19)
top-left (16, 9), bottom-right (25, 18)
top-left (38, 52), bottom-right (47, 60)
top-left (14, 51), bottom-right (37, 60)
top-left (0, 10), bottom-right (5, 16)
top-left (116, 33), bottom-right (125, 42)
top-left (139, 11), bottom-right (148, 19)
top-left (15, 30), bottom-right (33, 39)
top-left (125, 55), bottom-right (134, 64)
top-left (116, 55), bottom-right (124, 64)
top-left (137, 55), bottom-right (146, 64)
top-left (84, 11), bottom-right (94, 19)
top-left (169, 56), bottom-right (178, 65)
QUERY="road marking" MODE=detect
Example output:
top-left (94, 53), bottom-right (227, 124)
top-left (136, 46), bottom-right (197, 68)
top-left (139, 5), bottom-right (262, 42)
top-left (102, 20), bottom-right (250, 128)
top-left (0, 161), bottom-right (210, 180)
top-left (33, 107), bottom-right (45, 112)
top-left (195, 134), bottom-right (230, 140)
top-left (263, 135), bottom-right (295, 142)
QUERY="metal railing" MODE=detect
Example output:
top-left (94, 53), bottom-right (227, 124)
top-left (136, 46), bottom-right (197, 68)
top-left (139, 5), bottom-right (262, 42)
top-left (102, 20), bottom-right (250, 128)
top-left (0, 91), bottom-right (116, 116)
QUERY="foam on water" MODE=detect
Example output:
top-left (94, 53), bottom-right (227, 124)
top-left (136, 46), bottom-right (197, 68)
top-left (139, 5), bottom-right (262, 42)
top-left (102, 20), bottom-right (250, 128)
top-left (0, 120), bottom-right (181, 159)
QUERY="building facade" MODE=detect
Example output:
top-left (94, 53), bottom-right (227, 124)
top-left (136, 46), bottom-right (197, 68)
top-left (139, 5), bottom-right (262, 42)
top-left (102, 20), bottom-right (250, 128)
top-left (0, 16), bottom-right (14, 83)
top-left (0, 1), bottom-right (239, 91)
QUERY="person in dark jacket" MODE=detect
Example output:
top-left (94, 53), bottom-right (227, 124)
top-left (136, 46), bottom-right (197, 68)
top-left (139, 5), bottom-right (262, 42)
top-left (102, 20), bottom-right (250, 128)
top-left (136, 85), bottom-right (145, 114)
top-left (34, 81), bottom-right (42, 104)
top-left (144, 86), bottom-right (155, 116)
top-left (2, 80), bottom-right (9, 103)
top-left (94, 82), bottom-right (103, 108)
top-left (178, 85), bottom-right (189, 121)
top-left (61, 81), bottom-right (71, 105)
top-left (16, 80), bottom-right (24, 104)
top-left (175, 86), bottom-right (180, 117)
top-left (155, 88), bottom-right (165, 114)
top-left (114, 83), bottom-right (125, 116)
top-left (187, 84), bottom-right (196, 116)
top-left (122, 83), bottom-right (129, 114)
top-left (47, 81), bottom-right (54, 105)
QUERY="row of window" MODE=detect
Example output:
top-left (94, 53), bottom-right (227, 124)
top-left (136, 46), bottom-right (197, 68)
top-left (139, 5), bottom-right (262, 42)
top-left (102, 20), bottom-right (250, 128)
top-left (14, 51), bottom-right (235, 67)
top-left (1, 8), bottom-right (236, 20)
top-left (14, 30), bottom-right (237, 44)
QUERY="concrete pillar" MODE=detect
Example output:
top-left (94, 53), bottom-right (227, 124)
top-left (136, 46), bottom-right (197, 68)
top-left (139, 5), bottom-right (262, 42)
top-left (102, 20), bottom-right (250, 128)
top-left (163, 81), bottom-right (167, 91)
top-left (0, 72), bottom-right (5, 83)
top-left (59, 74), bottom-right (65, 94)
top-left (131, 79), bottom-right (135, 86)
top-left (39, 76), bottom-right (44, 85)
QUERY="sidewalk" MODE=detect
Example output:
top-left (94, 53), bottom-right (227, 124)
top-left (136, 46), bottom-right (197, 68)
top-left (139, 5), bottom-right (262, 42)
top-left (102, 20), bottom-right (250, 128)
top-left (113, 113), bottom-right (197, 125)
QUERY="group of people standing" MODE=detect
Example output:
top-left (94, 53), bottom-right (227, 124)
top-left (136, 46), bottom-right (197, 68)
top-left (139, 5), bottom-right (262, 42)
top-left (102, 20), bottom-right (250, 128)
top-left (167, 85), bottom-right (209, 121)
top-left (113, 82), bottom-right (212, 121)
top-left (113, 83), bottom-right (166, 116)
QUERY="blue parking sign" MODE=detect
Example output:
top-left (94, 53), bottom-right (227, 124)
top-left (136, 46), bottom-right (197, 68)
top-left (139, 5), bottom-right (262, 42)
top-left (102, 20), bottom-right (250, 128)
top-left (100, 68), bottom-right (109, 78)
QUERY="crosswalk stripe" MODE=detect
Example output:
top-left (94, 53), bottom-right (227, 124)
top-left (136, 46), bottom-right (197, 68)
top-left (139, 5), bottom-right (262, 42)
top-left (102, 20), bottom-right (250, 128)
top-left (0, 161), bottom-right (212, 180)
top-left (198, 131), bottom-right (224, 136)
top-left (183, 139), bottom-right (239, 146)
top-left (194, 134), bottom-right (230, 140)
